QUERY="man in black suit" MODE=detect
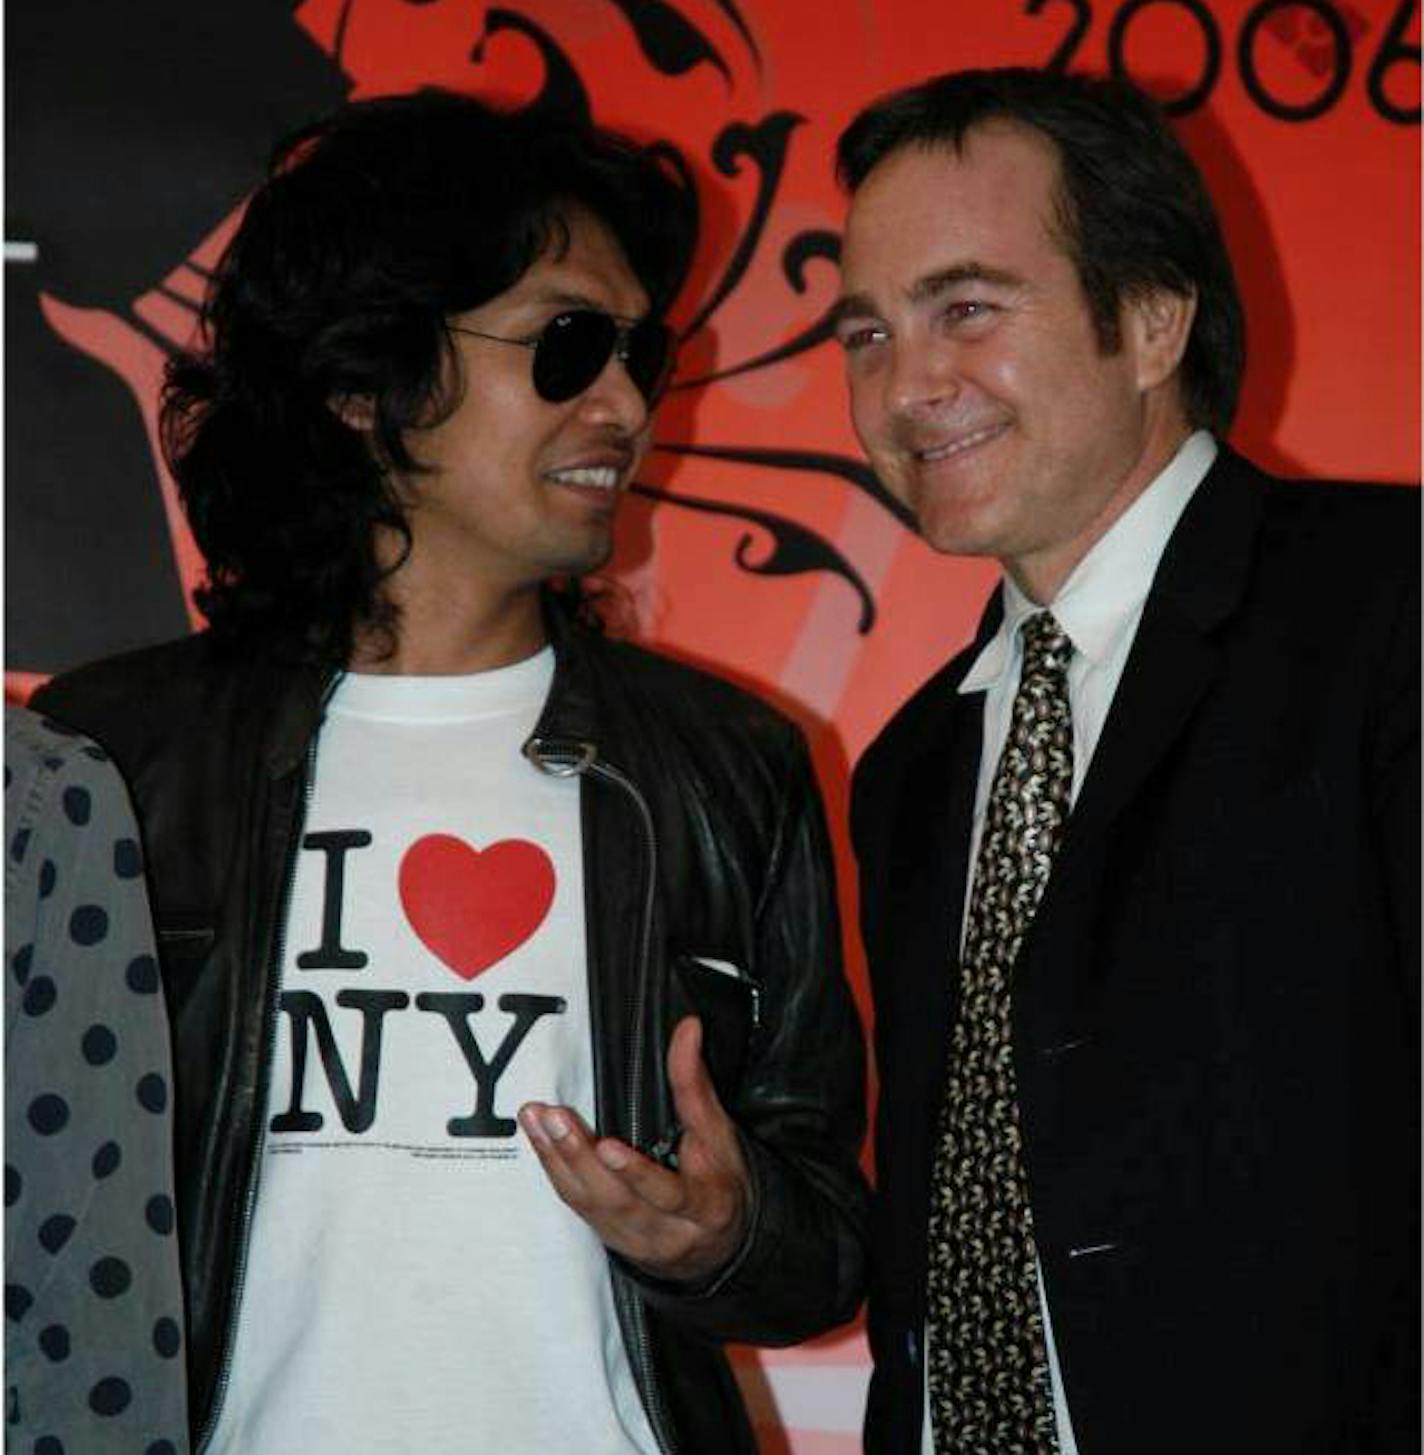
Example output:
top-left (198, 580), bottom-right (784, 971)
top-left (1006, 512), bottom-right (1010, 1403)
top-left (832, 68), bottom-right (1418, 1454)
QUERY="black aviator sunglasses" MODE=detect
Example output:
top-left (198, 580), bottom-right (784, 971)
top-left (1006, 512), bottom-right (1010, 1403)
top-left (451, 310), bottom-right (676, 406)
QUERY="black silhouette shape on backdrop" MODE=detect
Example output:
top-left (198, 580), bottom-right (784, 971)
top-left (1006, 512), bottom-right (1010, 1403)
top-left (6, 0), bottom-right (348, 672)
top-left (7, 0), bottom-right (899, 678)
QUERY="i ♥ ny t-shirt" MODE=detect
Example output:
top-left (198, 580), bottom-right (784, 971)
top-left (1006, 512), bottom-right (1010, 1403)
top-left (207, 648), bottom-right (659, 1454)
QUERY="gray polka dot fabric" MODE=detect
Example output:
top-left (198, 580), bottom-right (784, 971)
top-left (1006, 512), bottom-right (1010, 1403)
top-left (926, 612), bottom-right (1072, 1453)
top-left (5, 706), bottom-right (189, 1453)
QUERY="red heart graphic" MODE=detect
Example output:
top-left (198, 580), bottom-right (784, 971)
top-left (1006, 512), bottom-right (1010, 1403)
top-left (398, 834), bottom-right (556, 979)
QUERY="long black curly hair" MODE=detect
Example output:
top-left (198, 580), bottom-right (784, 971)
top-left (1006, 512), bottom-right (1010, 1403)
top-left (163, 88), bottom-right (696, 663)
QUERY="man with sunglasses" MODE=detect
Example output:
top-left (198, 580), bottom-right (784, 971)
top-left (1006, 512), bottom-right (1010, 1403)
top-left (34, 90), bottom-right (867, 1454)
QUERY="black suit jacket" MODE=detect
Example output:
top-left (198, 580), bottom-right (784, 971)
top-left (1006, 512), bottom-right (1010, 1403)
top-left (852, 447), bottom-right (1419, 1453)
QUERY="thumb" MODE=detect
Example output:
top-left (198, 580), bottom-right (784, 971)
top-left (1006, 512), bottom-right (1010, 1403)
top-left (667, 1016), bottom-right (726, 1137)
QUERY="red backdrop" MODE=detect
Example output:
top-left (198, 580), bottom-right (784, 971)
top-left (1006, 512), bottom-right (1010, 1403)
top-left (6, 3), bottom-right (1418, 1448)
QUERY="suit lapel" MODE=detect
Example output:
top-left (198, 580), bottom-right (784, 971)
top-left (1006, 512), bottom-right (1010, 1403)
top-left (885, 594), bottom-right (1001, 1060)
top-left (909, 692), bottom-right (982, 1030)
top-left (1062, 605), bottom-right (1217, 852)
top-left (1058, 447), bottom-right (1266, 856)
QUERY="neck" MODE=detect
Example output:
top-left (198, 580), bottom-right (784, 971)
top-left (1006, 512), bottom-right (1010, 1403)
top-left (349, 579), bottom-right (548, 676)
top-left (1007, 414), bottom-right (1194, 605)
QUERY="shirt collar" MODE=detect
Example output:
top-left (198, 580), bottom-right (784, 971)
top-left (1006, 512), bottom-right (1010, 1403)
top-left (960, 430), bottom-right (1217, 694)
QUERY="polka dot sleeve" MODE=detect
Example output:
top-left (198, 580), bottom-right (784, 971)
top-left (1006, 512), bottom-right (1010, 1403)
top-left (5, 706), bottom-right (190, 1454)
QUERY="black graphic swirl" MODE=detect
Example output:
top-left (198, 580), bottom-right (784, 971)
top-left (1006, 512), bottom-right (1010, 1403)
top-left (630, 484), bottom-right (876, 633)
top-left (681, 112), bottom-right (806, 339)
top-left (473, 9), bottom-right (592, 124)
top-left (654, 442), bottom-right (914, 529)
top-left (606, 0), bottom-right (732, 83)
top-left (674, 228), bottom-right (841, 386)
top-left (708, 0), bottom-right (763, 71)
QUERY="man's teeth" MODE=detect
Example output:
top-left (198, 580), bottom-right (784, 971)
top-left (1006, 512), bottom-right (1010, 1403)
top-left (915, 423), bottom-right (1004, 463)
top-left (547, 466), bottom-right (619, 489)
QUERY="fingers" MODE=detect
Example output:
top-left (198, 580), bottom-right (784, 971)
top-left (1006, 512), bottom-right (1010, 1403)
top-left (518, 1101), bottom-right (699, 1269)
top-left (516, 1096), bottom-right (746, 1278)
top-left (515, 1021), bottom-right (751, 1279)
top-left (518, 1103), bottom-right (685, 1216)
top-left (592, 1136), bottom-right (692, 1214)
top-left (666, 1018), bottom-right (747, 1187)
top-left (666, 1016), bottom-right (729, 1141)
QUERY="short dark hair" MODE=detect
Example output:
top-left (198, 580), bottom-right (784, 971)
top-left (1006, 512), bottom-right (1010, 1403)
top-left (836, 67), bottom-right (1244, 435)
top-left (164, 88), bottom-right (695, 661)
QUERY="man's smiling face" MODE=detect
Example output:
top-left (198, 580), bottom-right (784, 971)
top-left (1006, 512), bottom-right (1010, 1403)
top-left (836, 122), bottom-right (1184, 601)
top-left (398, 207), bottom-right (655, 593)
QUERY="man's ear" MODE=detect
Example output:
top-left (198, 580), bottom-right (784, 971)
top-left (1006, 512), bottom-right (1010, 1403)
top-left (1126, 287), bottom-right (1196, 394)
top-left (330, 393), bottom-right (377, 432)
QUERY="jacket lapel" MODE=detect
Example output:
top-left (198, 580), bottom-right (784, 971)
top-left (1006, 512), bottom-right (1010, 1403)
top-left (882, 593), bottom-right (1001, 1066)
top-left (525, 609), bottom-right (644, 1143)
top-left (903, 693), bottom-right (983, 1041)
top-left (1012, 446), bottom-right (1267, 1052)
top-left (1057, 447), bottom-right (1265, 856)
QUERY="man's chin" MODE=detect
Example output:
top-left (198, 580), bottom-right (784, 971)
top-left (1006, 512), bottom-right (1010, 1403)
top-left (547, 532), bottom-right (615, 583)
top-left (910, 491), bottom-right (1004, 560)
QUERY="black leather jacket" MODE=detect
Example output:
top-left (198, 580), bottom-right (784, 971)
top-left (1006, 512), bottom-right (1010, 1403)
top-left (34, 611), bottom-right (868, 1454)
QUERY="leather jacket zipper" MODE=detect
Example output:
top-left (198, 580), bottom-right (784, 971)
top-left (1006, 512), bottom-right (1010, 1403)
top-left (524, 734), bottom-right (676, 1455)
top-left (196, 695), bottom-right (330, 1451)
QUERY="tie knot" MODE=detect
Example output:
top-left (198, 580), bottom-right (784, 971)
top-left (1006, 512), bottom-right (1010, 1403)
top-left (1020, 611), bottom-right (1072, 677)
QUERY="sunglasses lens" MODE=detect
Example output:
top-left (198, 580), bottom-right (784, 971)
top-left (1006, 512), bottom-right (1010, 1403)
top-left (531, 311), bottom-right (674, 405)
top-left (531, 311), bottom-right (616, 404)
top-left (625, 321), bottom-right (674, 404)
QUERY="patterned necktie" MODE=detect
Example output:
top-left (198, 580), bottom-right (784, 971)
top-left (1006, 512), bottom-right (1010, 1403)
top-left (925, 610), bottom-right (1073, 1453)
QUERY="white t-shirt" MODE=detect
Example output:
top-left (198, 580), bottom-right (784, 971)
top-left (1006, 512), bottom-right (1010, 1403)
top-left (208, 647), bottom-right (658, 1455)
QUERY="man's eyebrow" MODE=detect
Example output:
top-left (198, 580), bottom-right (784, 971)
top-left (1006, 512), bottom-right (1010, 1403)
top-left (532, 288), bottom-right (602, 309)
top-left (526, 287), bottom-right (647, 320)
top-left (829, 264), bottom-right (1025, 330)
top-left (827, 292), bottom-right (878, 330)
top-left (908, 263), bottom-right (1023, 302)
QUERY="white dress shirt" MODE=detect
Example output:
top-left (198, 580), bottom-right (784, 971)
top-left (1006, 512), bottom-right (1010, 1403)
top-left (921, 430), bottom-right (1217, 1454)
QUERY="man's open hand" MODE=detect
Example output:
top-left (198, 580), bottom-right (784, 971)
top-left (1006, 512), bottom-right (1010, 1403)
top-left (518, 1016), bottom-right (751, 1283)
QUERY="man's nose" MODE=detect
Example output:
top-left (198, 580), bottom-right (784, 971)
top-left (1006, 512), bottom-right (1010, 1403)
top-left (578, 351), bottom-right (651, 434)
top-left (885, 333), bottom-right (962, 421)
